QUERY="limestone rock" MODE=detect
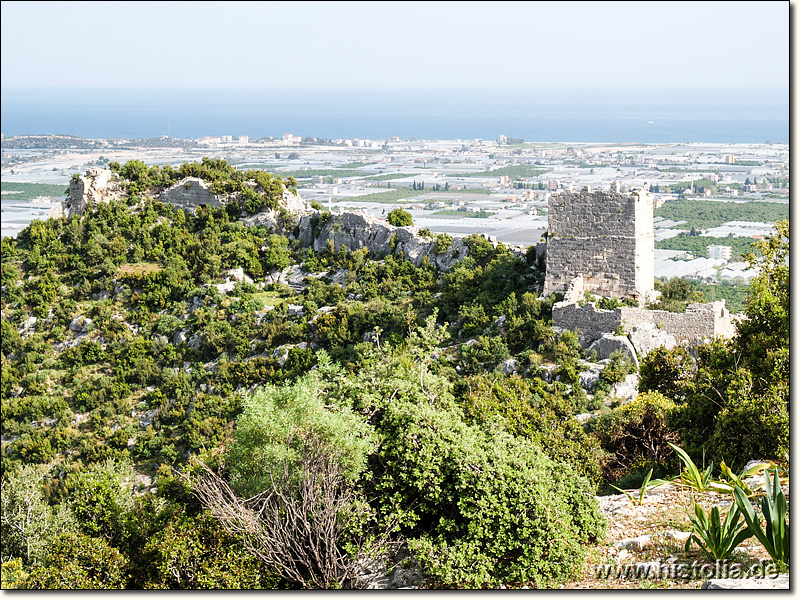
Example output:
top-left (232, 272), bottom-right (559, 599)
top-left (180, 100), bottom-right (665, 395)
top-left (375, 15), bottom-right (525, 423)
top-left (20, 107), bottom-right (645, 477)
top-left (500, 358), bottom-right (518, 375)
top-left (579, 364), bottom-right (602, 391)
top-left (610, 373), bottom-right (640, 401)
top-left (702, 575), bottom-right (789, 590)
top-left (159, 177), bottom-right (223, 212)
top-left (628, 321), bottom-right (677, 357)
top-left (69, 315), bottom-right (93, 334)
top-left (587, 334), bottom-right (639, 368)
top-left (18, 316), bottom-right (37, 335)
top-left (615, 535), bottom-right (652, 551)
top-left (296, 210), bottom-right (468, 270)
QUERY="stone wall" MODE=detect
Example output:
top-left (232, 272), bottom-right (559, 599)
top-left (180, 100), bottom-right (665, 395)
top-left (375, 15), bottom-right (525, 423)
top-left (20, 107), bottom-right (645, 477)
top-left (64, 167), bottom-right (125, 216)
top-left (544, 186), bottom-right (654, 302)
top-left (553, 299), bottom-right (736, 349)
top-left (158, 177), bottom-right (224, 211)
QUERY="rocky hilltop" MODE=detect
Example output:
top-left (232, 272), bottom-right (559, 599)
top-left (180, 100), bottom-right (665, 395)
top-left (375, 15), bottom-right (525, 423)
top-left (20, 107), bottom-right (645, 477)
top-left (66, 167), bottom-right (483, 272)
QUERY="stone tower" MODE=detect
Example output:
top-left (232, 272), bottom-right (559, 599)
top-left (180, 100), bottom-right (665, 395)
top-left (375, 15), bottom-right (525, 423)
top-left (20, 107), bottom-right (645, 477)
top-left (543, 185), bottom-right (655, 302)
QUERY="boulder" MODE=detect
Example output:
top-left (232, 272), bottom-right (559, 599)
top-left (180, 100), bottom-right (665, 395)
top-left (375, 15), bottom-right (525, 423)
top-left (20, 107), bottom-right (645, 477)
top-left (499, 358), bottom-right (517, 375)
top-left (587, 334), bottom-right (639, 368)
top-left (615, 535), bottom-right (652, 551)
top-left (610, 373), bottom-right (640, 401)
top-left (628, 322), bottom-right (677, 357)
top-left (69, 315), bottom-right (93, 334)
top-left (64, 168), bottom-right (125, 216)
top-left (295, 210), bottom-right (469, 271)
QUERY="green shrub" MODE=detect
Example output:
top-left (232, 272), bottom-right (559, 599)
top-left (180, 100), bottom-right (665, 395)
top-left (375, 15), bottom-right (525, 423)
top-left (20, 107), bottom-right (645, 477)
top-left (593, 391), bottom-right (680, 483)
top-left (376, 398), bottom-right (604, 588)
top-left (453, 374), bottom-right (604, 488)
top-left (600, 350), bottom-right (635, 385)
top-left (710, 379), bottom-right (789, 470)
top-left (432, 233), bottom-right (452, 254)
top-left (24, 532), bottom-right (129, 589)
top-left (386, 208), bottom-right (413, 227)
top-left (226, 375), bottom-right (373, 498)
top-left (638, 346), bottom-right (694, 401)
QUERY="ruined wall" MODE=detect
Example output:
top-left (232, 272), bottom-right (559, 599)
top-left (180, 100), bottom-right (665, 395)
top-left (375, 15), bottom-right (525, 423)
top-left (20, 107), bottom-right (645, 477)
top-left (159, 177), bottom-right (224, 211)
top-left (544, 187), bottom-right (654, 301)
top-left (553, 299), bottom-right (736, 347)
top-left (64, 167), bottom-right (125, 216)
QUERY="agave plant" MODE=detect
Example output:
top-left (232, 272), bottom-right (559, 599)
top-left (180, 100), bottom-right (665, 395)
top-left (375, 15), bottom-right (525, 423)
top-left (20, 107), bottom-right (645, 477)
top-left (668, 443), bottom-right (730, 493)
top-left (732, 466), bottom-right (789, 566)
top-left (684, 501), bottom-right (753, 560)
top-left (719, 460), bottom-right (771, 497)
top-left (610, 468), bottom-right (670, 506)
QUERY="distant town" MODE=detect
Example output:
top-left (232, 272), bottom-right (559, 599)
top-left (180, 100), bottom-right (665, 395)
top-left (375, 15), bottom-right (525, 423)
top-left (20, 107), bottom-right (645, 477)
top-left (1, 133), bottom-right (789, 285)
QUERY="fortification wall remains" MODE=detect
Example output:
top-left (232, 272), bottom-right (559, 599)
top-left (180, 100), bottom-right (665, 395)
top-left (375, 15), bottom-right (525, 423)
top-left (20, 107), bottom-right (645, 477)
top-left (159, 177), bottom-right (224, 211)
top-left (65, 167), bottom-right (125, 216)
top-left (553, 299), bottom-right (736, 348)
top-left (544, 187), bottom-right (654, 302)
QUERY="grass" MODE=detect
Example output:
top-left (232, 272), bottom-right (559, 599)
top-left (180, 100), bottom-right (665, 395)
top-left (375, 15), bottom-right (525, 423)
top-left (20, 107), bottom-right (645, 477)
top-left (250, 291), bottom-right (284, 308)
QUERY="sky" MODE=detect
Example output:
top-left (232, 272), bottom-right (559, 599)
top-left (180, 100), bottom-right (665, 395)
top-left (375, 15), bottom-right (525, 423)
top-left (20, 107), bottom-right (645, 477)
top-left (0, 0), bottom-right (789, 96)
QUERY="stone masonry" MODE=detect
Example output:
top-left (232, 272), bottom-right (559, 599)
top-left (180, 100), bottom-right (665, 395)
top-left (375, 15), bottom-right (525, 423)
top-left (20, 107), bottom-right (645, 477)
top-left (64, 167), bottom-right (125, 216)
top-left (158, 177), bottom-right (224, 211)
top-left (553, 300), bottom-right (737, 350)
top-left (544, 186), bottom-right (655, 303)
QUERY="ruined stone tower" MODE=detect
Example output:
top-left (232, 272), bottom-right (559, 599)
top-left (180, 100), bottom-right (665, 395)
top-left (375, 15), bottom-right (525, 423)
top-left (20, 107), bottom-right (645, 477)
top-left (543, 185), bottom-right (655, 302)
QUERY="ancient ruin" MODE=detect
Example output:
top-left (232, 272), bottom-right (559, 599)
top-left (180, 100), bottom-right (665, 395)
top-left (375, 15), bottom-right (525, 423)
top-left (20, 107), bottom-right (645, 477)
top-left (544, 186), bottom-right (656, 303)
top-left (547, 186), bottom-right (737, 354)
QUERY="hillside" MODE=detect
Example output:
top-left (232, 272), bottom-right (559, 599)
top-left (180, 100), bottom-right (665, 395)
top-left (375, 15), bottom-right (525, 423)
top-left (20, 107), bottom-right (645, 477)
top-left (0, 161), bottom-right (789, 589)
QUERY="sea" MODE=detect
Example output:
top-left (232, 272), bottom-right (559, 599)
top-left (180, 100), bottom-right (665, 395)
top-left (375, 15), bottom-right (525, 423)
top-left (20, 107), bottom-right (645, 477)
top-left (0, 87), bottom-right (789, 144)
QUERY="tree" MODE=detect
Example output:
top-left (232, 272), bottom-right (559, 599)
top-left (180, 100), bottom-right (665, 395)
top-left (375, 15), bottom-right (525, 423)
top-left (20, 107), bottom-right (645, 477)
top-left (1, 464), bottom-right (76, 564)
top-left (735, 219), bottom-right (788, 382)
top-left (386, 208), bottom-right (413, 227)
top-left (667, 222), bottom-right (789, 469)
top-left (191, 376), bottom-right (379, 589)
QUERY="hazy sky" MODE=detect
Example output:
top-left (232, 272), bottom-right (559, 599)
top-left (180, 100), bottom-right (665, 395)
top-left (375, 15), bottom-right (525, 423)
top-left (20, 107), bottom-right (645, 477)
top-left (0, 1), bottom-right (789, 92)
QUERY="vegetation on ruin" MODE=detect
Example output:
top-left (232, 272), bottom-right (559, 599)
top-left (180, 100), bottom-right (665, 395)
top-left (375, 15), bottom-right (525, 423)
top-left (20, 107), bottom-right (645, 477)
top-left (0, 160), bottom-right (789, 589)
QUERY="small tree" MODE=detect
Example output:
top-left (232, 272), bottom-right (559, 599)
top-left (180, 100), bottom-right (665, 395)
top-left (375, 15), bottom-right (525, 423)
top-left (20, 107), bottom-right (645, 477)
top-left (191, 377), bottom-right (382, 589)
top-left (386, 208), bottom-right (413, 227)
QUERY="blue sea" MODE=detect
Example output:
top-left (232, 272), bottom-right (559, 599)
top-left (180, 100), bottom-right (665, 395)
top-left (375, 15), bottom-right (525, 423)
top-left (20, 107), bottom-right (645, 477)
top-left (0, 87), bottom-right (789, 144)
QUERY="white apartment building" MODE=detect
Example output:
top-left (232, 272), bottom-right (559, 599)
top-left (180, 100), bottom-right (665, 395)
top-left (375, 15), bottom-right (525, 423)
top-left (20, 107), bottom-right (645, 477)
top-left (708, 245), bottom-right (732, 261)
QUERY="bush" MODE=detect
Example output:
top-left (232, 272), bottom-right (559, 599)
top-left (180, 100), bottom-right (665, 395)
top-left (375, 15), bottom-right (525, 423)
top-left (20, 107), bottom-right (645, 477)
top-left (600, 350), bottom-right (636, 385)
top-left (453, 374), bottom-right (604, 488)
top-left (593, 391), bottom-right (680, 484)
top-left (24, 532), bottom-right (129, 589)
top-left (386, 208), bottom-right (413, 227)
top-left (710, 379), bottom-right (789, 470)
top-left (376, 398), bottom-right (604, 588)
top-left (638, 346), bottom-right (694, 400)
top-left (432, 233), bottom-right (452, 254)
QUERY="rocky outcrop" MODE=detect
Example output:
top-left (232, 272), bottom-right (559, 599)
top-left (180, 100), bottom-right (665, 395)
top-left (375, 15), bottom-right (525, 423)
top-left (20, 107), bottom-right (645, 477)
top-left (296, 210), bottom-right (469, 270)
top-left (64, 167), bottom-right (125, 216)
top-left (587, 334), bottom-right (639, 368)
top-left (627, 322), bottom-right (677, 357)
top-left (63, 168), bottom-right (495, 275)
